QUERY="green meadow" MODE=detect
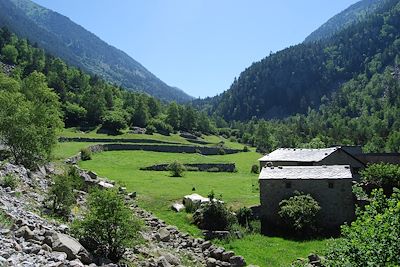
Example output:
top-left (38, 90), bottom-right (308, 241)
top-left (55, 129), bottom-right (330, 267)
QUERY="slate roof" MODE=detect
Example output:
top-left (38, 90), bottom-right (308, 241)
top-left (259, 165), bottom-right (353, 180)
top-left (258, 147), bottom-right (339, 162)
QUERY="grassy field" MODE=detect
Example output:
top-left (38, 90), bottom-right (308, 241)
top-left (55, 129), bottom-right (330, 266)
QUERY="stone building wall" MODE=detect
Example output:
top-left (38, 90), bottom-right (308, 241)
top-left (259, 178), bottom-right (355, 232)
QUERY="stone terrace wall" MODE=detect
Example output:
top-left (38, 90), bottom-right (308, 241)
top-left (67, 144), bottom-right (243, 164)
top-left (141, 163), bottom-right (236, 172)
top-left (59, 137), bottom-right (179, 144)
top-left (101, 143), bottom-right (241, 155)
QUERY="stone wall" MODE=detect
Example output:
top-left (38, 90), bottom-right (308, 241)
top-left (67, 144), bottom-right (242, 164)
top-left (259, 178), bottom-right (355, 232)
top-left (140, 163), bottom-right (236, 172)
top-left (59, 137), bottom-right (179, 144)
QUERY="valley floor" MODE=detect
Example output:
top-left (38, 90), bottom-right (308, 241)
top-left (55, 129), bottom-right (331, 266)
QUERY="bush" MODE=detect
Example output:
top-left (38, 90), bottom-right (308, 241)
top-left (168, 161), bottom-right (186, 177)
top-left (250, 164), bottom-right (259, 174)
top-left (72, 189), bottom-right (142, 262)
top-left (361, 163), bottom-right (400, 194)
top-left (148, 119), bottom-right (173, 136)
top-left (80, 148), bottom-right (92, 161)
top-left (48, 174), bottom-right (75, 218)
top-left (193, 192), bottom-right (236, 231)
top-left (278, 191), bottom-right (321, 235)
top-left (243, 146), bottom-right (249, 152)
top-left (101, 110), bottom-right (128, 133)
top-left (145, 124), bottom-right (156, 135)
top-left (236, 207), bottom-right (253, 228)
top-left (1, 174), bottom-right (18, 190)
top-left (218, 147), bottom-right (226, 155)
top-left (325, 189), bottom-right (400, 266)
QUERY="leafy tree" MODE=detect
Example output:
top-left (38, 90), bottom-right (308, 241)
top-left (255, 120), bottom-right (276, 153)
top-left (0, 73), bottom-right (63, 168)
top-left (1, 44), bottom-right (18, 64)
top-left (181, 105), bottom-right (197, 131)
top-left (166, 102), bottom-right (180, 130)
top-left (132, 99), bottom-right (149, 127)
top-left (326, 189), bottom-right (400, 266)
top-left (48, 174), bottom-right (75, 218)
top-left (63, 102), bottom-right (87, 127)
top-left (101, 110), bottom-right (128, 133)
top-left (278, 191), bottom-right (321, 235)
top-left (72, 189), bottom-right (142, 262)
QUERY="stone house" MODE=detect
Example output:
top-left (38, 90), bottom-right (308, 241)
top-left (259, 165), bottom-right (355, 232)
top-left (258, 147), bottom-right (365, 174)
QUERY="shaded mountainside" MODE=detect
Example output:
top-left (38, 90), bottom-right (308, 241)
top-left (304, 0), bottom-right (384, 43)
top-left (195, 0), bottom-right (400, 121)
top-left (0, 0), bottom-right (192, 102)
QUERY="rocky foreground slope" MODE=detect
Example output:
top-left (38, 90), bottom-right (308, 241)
top-left (0, 162), bottom-right (249, 267)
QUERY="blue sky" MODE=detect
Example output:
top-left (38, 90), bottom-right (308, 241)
top-left (33, 0), bottom-right (358, 98)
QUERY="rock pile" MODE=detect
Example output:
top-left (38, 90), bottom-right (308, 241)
top-left (128, 208), bottom-right (247, 267)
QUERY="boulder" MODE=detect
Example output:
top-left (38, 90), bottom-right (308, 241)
top-left (15, 226), bottom-right (34, 240)
top-left (210, 247), bottom-right (224, 260)
top-left (158, 228), bottom-right (171, 242)
top-left (171, 203), bottom-right (185, 212)
top-left (157, 256), bottom-right (172, 267)
top-left (229, 256), bottom-right (246, 267)
top-left (206, 257), bottom-right (217, 267)
top-left (98, 181), bottom-right (114, 189)
top-left (164, 253), bottom-right (180, 266)
top-left (222, 251), bottom-right (235, 262)
top-left (52, 233), bottom-right (87, 261)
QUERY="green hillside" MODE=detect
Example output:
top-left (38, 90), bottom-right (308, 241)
top-left (0, 0), bottom-right (192, 102)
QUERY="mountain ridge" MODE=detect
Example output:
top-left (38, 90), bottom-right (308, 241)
top-left (194, 0), bottom-right (400, 121)
top-left (0, 0), bottom-right (192, 102)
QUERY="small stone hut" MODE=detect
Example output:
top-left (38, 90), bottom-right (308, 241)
top-left (259, 165), bottom-right (355, 232)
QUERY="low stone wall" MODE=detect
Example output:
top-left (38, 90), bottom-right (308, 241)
top-left (100, 143), bottom-right (241, 155)
top-left (66, 144), bottom-right (242, 164)
top-left (59, 137), bottom-right (179, 144)
top-left (140, 163), bottom-right (236, 172)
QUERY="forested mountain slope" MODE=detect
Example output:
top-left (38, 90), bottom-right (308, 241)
top-left (195, 0), bottom-right (400, 121)
top-left (0, 0), bottom-right (192, 102)
top-left (304, 0), bottom-right (383, 43)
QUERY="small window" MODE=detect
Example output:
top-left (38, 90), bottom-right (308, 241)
top-left (285, 182), bottom-right (292, 189)
top-left (328, 182), bottom-right (334, 189)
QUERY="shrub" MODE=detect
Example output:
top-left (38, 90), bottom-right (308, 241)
top-left (80, 148), bottom-right (92, 161)
top-left (250, 164), bottom-right (259, 174)
top-left (101, 110), bottom-right (128, 133)
top-left (168, 161), bottom-right (186, 177)
top-left (48, 174), bottom-right (75, 218)
top-left (72, 189), bottom-right (142, 262)
top-left (148, 119), bottom-right (173, 136)
top-left (1, 174), bottom-right (18, 190)
top-left (243, 146), bottom-right (249, 152)
top-left (218, 147), bottom-right (226, 155)
top-left (325, 189), bottom-right (400, 266)
top-left (193, 192), bottom-right (236, 231)
top-left (145, 124), bottom-right (156, 135)
top-left (278, 191), bottom-right (321, 234)
top-left (361, 163), bottom-right (400, 194)
top-left (236, 207), bottom-right (253, 228)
